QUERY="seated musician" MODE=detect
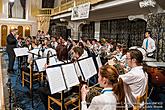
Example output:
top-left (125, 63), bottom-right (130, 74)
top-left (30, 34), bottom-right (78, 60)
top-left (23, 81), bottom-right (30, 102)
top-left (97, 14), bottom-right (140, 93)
top-left (111, 44), bottom-right (122, 61)
top-left (81, 64), bottom-right (125, 110)
top-left (119, 49), bottom-right (148, 110)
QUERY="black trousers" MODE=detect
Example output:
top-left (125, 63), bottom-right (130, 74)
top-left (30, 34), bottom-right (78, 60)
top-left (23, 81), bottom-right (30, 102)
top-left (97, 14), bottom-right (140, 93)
top-left (7, 51), bottom-right (15, 71)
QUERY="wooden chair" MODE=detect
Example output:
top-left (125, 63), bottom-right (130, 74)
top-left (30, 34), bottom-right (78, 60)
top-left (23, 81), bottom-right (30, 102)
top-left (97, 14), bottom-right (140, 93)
top-left (48, 86), bottom-right (80, 110)
top-left (133, 83), bottom-right (148, 110)
top-left (22, 61), bottom-right (43, 96)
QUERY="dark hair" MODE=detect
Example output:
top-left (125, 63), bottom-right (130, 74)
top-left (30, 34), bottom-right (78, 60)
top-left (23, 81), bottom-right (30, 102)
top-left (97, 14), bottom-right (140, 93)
top-left (78, 42), bottom-right (85, 49)
top-left (56, 45), bottom-right (68, 61)
top-left (73, 46), bottom-right (84, 57)
top-left (128, 49), bottom-right (143, 65)
top-left (100, 65), bottom-right (125, 106)
top-left (11, 28), bottom-right (18, 32)
top-left (145, 30), bottom-right (152, 37)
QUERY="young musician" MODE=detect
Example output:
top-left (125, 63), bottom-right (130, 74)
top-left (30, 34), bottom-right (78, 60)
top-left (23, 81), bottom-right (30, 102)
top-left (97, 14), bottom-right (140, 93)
top-left (119, 49), bottom-right (148, 109)
top-left (81, 64), bottom-right (125, 110)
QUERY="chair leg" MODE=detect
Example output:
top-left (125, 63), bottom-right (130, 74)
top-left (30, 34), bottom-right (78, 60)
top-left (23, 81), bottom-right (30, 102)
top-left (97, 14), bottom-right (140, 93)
top-left (22, 71), bottom-right (25, 87)
top-left (48, 96), bottom-right (50, 110)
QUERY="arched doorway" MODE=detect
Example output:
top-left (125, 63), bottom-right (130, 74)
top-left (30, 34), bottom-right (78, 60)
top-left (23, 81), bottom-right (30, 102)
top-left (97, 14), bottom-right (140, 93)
top-left (18, 26), bottom-right (23, 37)
top-left (1, 25), bottom-right (8, 47)
top-left (25, 26), bottom-right (30, 37)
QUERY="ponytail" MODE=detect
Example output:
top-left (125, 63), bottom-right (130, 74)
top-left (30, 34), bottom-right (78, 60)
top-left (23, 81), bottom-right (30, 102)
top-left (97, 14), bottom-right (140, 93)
top-left (112, 78), bottom-right (125, 109)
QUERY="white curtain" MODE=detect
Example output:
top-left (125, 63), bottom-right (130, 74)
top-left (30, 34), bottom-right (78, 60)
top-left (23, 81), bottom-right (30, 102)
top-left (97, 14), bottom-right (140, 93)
top-left (12, 0), bottom-right (23, 18)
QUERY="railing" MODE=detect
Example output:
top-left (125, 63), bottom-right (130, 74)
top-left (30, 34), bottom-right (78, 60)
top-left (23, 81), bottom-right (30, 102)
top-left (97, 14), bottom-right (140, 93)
top-left (51, 0), bottom-right (105, 16)
top-left (60, 1), bottom-right (74, 13)
top-left (37, 8), bottom-right (52, 16)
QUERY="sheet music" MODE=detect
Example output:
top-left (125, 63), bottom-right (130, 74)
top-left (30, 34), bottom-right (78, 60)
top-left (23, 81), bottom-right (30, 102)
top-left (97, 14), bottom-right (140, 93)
top-left (46, 67), bottom-right (66, 94)
top-left (49, 56), bottom-right (57, 65)
top-left (44, 48), bottom-right (56, 55)
top-left (35, 57), bottom-right (61, 72)
top-left (96, 55), bottom-right (102, 68)
top-left (14, 47), bottom-right (29, 57)
top-left (29, 48), bottom-right (40, 56)
top-left (74, 62), bottom-right (84, 80)
top-left (78, 57), bottom-right (97, 80)
top-left (62, 63), bottom-right (80, 88)
top-left (35, 58), bottom-right (47, 72)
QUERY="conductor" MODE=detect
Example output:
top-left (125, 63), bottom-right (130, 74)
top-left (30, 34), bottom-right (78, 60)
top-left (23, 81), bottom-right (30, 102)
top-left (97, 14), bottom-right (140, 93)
top-left (6, 28), bottom-right (18, 74)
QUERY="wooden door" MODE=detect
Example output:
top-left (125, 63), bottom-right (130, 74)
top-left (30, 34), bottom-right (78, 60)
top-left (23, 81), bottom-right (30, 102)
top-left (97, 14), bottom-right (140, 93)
top-left (25, 26), bottom-right (30, 37)
top-left (18, 26), bottom-right (23, 37)
top-left (1, 25), bottom-right (8, 46)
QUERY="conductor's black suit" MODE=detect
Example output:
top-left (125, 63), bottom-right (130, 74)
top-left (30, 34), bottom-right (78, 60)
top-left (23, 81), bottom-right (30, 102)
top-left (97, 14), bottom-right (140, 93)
top-left (6, 33), bottom-right (17, 73)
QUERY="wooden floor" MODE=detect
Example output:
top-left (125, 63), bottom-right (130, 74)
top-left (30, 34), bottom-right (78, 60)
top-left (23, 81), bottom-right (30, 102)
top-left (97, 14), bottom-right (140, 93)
top-left (0, 53), bottom-right (5, 110)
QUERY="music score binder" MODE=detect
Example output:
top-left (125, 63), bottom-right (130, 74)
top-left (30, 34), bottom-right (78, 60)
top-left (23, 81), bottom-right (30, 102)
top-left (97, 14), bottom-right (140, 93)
top-left (96, 55), bottom-right (102, 68)
top-left (46, 57), bottom-right (99, 94)
top-left (78, 57), bottom-right (97, 80)
top-left (14, 47), bottom-right (29, 57)
top-left (35, 56), bottom-right (60, 72)
top-left (46, 63), bottom-right (80, 94)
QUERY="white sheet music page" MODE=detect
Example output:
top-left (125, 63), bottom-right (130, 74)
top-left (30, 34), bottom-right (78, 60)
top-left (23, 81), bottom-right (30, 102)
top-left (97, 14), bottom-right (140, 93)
top-left (74, 62), bottom-right (84, 79)
top-left (79, 57), bottom-right (97, 80)
top-left (35, 58), bottom-right (47, 72)
top-left (62, 63), bottom-right (80, 88)
top-left (44, 48), bottom-right (56, 57)
top-left (14, 47), bottom-right (29, 57)
top-left (29, 48), bottom-right (40, 56)
top-left (46, 67), bottom-right (66, 94)
top-left (96, 55), bottom-right (102, 68)
top-left (49, 57), bottom-right (57, 66)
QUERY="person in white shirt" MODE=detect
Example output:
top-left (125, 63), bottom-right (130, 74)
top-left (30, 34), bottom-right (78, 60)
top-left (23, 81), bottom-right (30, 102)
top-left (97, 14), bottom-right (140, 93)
top-left (119, 49), bottom-right (148, 110)
top-left (81, 64), bottom-right (125, 110)
top-left (142, 31), bottom-right (156, 58)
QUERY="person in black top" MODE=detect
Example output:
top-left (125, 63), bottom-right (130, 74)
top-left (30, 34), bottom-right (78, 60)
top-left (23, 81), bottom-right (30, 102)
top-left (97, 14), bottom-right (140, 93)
top-left (6, 28), bottom-right (18, 74)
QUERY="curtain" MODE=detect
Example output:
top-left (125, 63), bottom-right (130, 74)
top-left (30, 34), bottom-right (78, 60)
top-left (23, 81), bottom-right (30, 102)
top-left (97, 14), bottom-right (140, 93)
top-left (20, 0), bottom-right (26, 19)
top-left (9, 2), bottom-right (14, 18)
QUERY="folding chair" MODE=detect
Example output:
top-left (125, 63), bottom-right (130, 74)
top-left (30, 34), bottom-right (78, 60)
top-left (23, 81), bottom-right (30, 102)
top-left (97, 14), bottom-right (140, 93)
top-left (48, 86), bottom-right (80, 110)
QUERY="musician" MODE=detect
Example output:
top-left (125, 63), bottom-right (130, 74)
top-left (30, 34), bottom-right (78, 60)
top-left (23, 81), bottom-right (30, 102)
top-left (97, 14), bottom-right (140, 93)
top-left (142, 31), bottom-right (156, 58)
top-left (17, 36), bottom-right (24, 47)
top-left (6, 28), bottom-right (18, 74)
top-left (81, 64), bottom-right (125, 110)
top-left (25, 36), bottom-right (32, 50)
top-left (72, 46), bottom-right (84, 61)
top-left (78, 42), bottom-right (88, 59)
top-left (119, 49), bottom-right (148, 109)
top-left (50, 36), bottom-right (58, 49)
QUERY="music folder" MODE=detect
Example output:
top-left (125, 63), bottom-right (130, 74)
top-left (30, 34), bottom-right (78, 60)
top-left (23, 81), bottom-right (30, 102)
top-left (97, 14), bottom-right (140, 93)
top-left (78, 57), bottom-right (97, 81)
top-left (35, 57), bottom-right (61, 72)
top-left (14, 47), bottom-right (29, 57)
top-left (96, 55), bottom-right (102, 68)
top-left (46, 63), bottom-right (80, 94)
